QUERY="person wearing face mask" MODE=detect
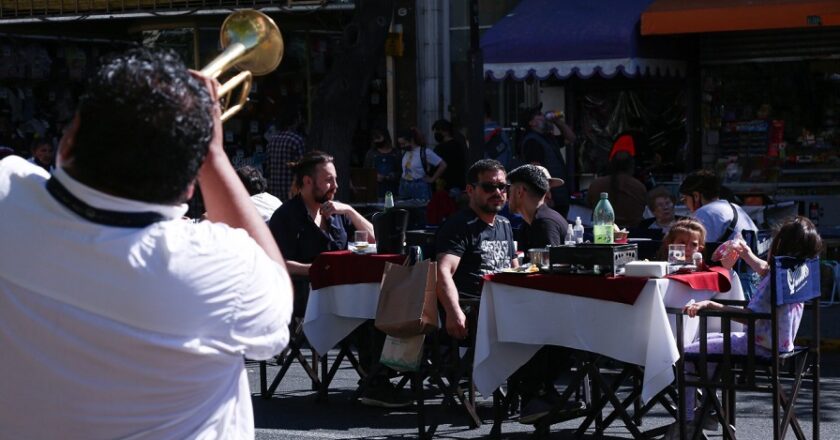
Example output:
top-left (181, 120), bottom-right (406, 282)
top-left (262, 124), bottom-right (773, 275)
top-left (520, 105), bottom-right (576, 218)
top-left (432, 119), bottom-right (467, 198)
top-left (363, 128), bottom-right (401, 198)
top-left (397, 127), bottom-right (447, 201)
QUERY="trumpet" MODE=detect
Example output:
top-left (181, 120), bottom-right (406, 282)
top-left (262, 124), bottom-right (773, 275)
top-left (201, 10), bottom-right (284, 122)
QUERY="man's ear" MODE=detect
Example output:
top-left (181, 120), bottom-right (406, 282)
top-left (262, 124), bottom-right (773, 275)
top-left (57, 114), bottom-right (81, 166)
top-left (183, 181), bottom-right (196, 202)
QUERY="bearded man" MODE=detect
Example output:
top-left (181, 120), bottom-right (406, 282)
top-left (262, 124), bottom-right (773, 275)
top-left (435, 159), bottom-right (518, 339)
top-left (268, 150), bottom-right (374, 317)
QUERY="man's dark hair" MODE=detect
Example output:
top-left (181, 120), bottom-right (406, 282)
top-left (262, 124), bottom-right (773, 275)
top-left (292, 150), bottom-right (334, 187)
top-left (467, 159), bottom-right (505, 185)
top-left (72, 48), bottom-right (213, 204)
top-left (236, 165), bottom-right (268, 196)
top-left (432, 119), bottom-right (453, 135)
top-left (678, 169), bottom-right (720, 200)
top-left (507, 164), bottom-right (548, 197)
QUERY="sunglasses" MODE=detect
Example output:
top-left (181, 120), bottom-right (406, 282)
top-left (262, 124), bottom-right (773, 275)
top-left (473, 182), bottom-right (510, 192)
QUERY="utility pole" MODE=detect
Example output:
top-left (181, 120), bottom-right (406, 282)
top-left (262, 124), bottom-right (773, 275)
top-left (466, 0), bottom-right (484, 166)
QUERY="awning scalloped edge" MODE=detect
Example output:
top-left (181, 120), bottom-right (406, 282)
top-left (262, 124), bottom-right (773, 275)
top-left (484, 58), bottom-right (686, 81)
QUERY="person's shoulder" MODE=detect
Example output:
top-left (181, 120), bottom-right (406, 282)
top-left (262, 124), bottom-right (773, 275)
top-left (0, 156), bottom-right (47, 196)
top-left (269, 196), bottom-right (303, 222)
top-left (535, 204), bottom-right (567, 223)
top-left (443, 208), bottom-right (475, 226)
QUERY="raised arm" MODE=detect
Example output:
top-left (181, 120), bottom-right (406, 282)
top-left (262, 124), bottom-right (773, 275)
top-left (193, 72), bottom-right (285, 266)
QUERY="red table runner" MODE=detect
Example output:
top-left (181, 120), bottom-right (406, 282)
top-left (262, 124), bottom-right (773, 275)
top-left (309, 250), bottom-right (406, 290)
top-left (483, 273), bottom-right (649, 305)
top-left (665, 266), bottom-right (731, 293)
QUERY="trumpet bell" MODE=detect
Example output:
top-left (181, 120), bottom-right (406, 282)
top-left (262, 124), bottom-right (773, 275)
top-left (220, 10), bottom-right (284, 76)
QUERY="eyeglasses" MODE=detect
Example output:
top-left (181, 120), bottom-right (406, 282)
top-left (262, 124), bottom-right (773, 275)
top-left (473, 182), bottom-right (510, 193)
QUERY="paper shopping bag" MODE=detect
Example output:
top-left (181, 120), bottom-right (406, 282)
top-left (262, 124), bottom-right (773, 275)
top-left (374, 259), bottom-right (439, 337)
top-left (379, 334), bottom-right (425, 372)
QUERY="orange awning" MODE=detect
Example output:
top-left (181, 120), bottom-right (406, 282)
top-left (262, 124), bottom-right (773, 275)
top-left (641, 0), bottom-right (840, 35)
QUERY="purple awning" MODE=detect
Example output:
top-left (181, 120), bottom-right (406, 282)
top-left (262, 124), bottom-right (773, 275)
top-left (481, 0), bottom-right (686, 80)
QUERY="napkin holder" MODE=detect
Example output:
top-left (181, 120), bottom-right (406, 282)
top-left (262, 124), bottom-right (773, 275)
top-left (624, 261), bottom-right (668, 278)
top-left (549, 243), bottom-right (637, 276)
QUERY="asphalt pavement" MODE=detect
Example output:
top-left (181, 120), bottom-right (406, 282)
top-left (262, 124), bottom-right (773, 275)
top-left (247, 268), bottom-right (840, 439)
top-left (247, 348), bottom-right (840, 439)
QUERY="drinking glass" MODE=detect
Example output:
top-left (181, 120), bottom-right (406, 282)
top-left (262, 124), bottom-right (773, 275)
top-left (668, 244), bottom-right (686, 265)
top-left (354, 230), bottom-right (369, 249)
top-left (528, 248), bottom-right (549, 270)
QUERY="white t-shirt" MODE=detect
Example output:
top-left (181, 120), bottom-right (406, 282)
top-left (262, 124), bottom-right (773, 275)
top-left (401, 146), bottom-right (443, 181)
top-left (251, 191), bottom-right (283, 222)
top-left (694, 199), bottom-right (758, 242)
top-left (0, 157), bottom-right (293, 439)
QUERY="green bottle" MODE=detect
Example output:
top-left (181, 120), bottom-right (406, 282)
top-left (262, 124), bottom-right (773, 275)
top-left (593, 192), bottom-right (615, 244)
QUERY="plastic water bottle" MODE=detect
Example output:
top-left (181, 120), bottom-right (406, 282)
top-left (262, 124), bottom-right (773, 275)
top-left (564, 224), bottom-right (575, 245)
top-left (384, 191), bottom-right (394, 210)
top-left (593, 192), bottom-right (615, 244)
top-left (573, 216), bottom-right (584, 244)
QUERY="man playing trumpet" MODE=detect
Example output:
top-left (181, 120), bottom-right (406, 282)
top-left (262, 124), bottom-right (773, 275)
top-left (0, 47), bottom-right (293, 438)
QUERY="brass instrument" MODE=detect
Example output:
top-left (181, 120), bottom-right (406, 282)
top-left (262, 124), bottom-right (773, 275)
top-left (201, 10), bottom-right (284, 122)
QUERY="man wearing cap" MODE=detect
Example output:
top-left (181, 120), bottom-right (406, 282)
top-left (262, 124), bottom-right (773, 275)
top-left (508, 164), bottom-right (569, 252)
top-left (520, 106), bottom-right (576, 218)
top-left (505, 164), bottom-right (578, 424)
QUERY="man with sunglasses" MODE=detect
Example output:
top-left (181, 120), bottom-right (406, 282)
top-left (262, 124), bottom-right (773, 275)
top-left (435, 159), bottom-right (518, 340)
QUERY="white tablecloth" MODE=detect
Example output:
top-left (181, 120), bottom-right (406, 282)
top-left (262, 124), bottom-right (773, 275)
top-left (473, 273), bottom-right (744, 403)
top-left (302, 282), bottom-right (380, 355)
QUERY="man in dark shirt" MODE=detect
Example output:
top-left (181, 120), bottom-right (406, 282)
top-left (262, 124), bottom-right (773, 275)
top-left (432, 119), bottom-right (467, 196)
top-left (268, 151), bottom-right (410, 408)
top-left (505, 164), bottom-right (578, 423)
top-left (435, 159), bottom-right (517, 340)
top-left (268, 150), bottom-right (374, 316)
top-left (507, 164), bottom-right (569, 252)
top-left (520, 107), bottom-right (576, 218)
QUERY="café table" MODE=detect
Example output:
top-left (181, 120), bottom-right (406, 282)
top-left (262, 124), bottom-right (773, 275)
top-left (302, 250), bottom-right (405, 397)
top-left (473, 268), bottom-right (743, 437)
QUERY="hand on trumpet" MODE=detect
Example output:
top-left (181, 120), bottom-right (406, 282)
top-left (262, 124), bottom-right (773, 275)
top-left (189, 70), bottom-right (225, 162)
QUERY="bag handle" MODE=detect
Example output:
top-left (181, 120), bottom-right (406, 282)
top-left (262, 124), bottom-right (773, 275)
top-left (716, 202), bottom-right (739, 242)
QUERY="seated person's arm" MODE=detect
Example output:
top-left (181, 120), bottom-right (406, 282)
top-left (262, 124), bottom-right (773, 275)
top-left (321, 201), bottom-right (375, 243)
top-left (737, 244), bottom-right (769, 276)
top-left (285, 261), bottom-right (312, 276)
top-left (436, 253), bottom-right (468, 339)
top-left (684, 300), bottom-right (751, 325)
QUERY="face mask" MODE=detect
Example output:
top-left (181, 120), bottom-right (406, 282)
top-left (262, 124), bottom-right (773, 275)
top-left (433, 132), bottom-right (444, 143)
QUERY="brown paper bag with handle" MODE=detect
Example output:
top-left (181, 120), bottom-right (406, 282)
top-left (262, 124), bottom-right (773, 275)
top-left (374, 259), bottom-right (439, 337)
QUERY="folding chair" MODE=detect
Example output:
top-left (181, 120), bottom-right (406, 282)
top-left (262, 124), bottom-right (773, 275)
top-left (673, 256), bottom-right (821, 440)
top-left (259, 316), bottom-right (321, 399)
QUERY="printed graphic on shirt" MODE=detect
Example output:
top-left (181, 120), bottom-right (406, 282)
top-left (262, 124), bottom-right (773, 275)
top-left (479, 240), bottom-right (512, 274)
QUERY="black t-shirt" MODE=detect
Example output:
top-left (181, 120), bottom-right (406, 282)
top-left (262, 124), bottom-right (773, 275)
top-left (435, 208), bottom-right (516, 297)
top-left (434, 139), bottom-right (467, 190)
top-left (520, 203), bottom-right (569, 253)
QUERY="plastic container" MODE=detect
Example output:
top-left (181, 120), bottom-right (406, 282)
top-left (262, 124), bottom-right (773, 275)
top-left (593, 192), bottom-right (615, 244)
